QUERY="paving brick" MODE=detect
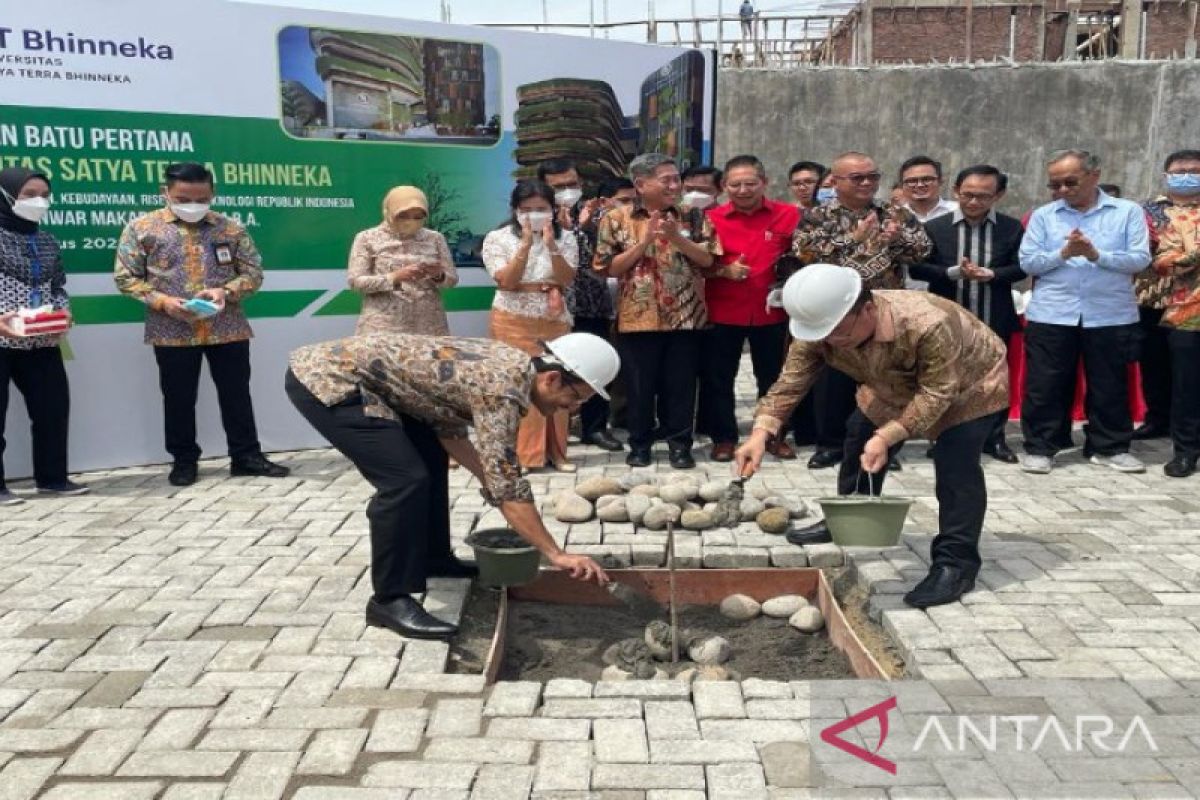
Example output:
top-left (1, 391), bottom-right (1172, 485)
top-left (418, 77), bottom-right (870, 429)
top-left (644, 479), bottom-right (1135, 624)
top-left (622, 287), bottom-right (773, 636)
top-left (700, 719), bottom-right (807, 744)
top-left (542, 679), bottom-right (592, 698)
top-left (41, 783), bottom-right (164, 800)
top-left (423, 737), bottom-right (534, 763)
top-left (428, 697), bottom-right (484, 737)
top-left (59, 728), bottom-right (145, 776)
top-left (0, 757), bottom-right (62, 800)
top-left (650, 739), bottom-right (760, 763)
top-left (592, 763), bottom-right (706, 790)
top-left (139, 709), bottom-right (214, 751)
top-left (470, 764), bottom-right (535, 799)
top-left (118, 751), bottom-right (238, 778)
top-left (0, 728), bottom-right (84, 752)
top-left (594, 718), bottom-right (650, 763)
top-left (541, 698), bottom-right (642, 718)
top-left (533, 741), bottom-right (592, 791)
top-left (196, 728), bottom-right (311, 752)
top-left (594, 681), bottom-right (691, 699)
top-left (486, 717), bottom-right (590, 741)
top-left (707, 762), bottom-right (768, 799)
top-left (692, 682), bottom-right (746, 719)
top-left (363, 761), bottom-right (477, 789)
top-left (366, 709), bottom-right (429, 753)
top-left (223, 750), bottom-right (301, 800)
top-left (296, 728), bottom-right (368, 776)
top-left (292, 790), bottom-right (399, 800)
top-left (484, 682), bottom-right (542, 717)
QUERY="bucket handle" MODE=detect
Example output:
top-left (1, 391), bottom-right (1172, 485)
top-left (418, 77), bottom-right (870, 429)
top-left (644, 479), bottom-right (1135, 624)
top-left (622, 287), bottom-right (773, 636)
top-left (857, 467), bottom-right (880, 502)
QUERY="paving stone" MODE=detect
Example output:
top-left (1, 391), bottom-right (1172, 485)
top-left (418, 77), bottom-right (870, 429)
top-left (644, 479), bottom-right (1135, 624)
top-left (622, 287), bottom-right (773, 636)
top-left (594, 718), bottom-right (650, 763)
top-left (139, 709), bottom-right (214, 751)
top-left (486, 717), bottom-right (591, 741)
top-left (542, 679), bottom-right (592, 699)
top-left (469, 764), bottom-right (535, 799)
top-left (41, 783), bottom-right (164, 800)
top-left (592, 763), bottom-right (705, 790)
top-left (223, 750), bottom-right (300, 800)
top-left (692, 682), bottom-right (746, 719)
top-left (541, 699), bottom-right (643, 718)
top-left (296, 728), bottom-right (368, 776)
top-left (534, 741), bottom-right (592, 791)
top-left (0, 757), bottom-right (63, 800)
top-left (428, 697), bottom-right (484, 737)
top-left (118, 750), bottom-right (238, 778)
top-left (700, 719), bottom-right (806, 744)
top-left (366, 709), bottom-right (429, 753)
top-left (707, 762), bottom-right (768, 799)
top-left (0, 728), bottom-right (84, 752)
top-left (645, 700), bottom-right (701, 740)
top-left (804, 543), bottom-right (844, 567)
top-left (196, 728), bottom-right (311, 752)
top-left (484, 682), bottom-right (543, 717)
top-left (293, 789), bottom-right (400, 799)
top-left (423, 738), bottom-right (534, 763)
top-left (363, 761), bottom-right (478, 789)
top-left (59, 728), bottom-right (145, 776)
top-left (650, 739), bottom-right (760, 763)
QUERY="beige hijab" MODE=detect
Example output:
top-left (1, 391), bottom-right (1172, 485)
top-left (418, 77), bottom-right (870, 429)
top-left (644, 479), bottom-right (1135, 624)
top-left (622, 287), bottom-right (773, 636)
top-left (382, 186), bottom-right (428, 228)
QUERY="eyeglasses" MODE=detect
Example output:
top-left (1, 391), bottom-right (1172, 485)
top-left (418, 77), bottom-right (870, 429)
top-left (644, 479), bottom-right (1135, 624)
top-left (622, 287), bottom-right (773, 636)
top-left (902, 176), bottom-right (939, 186)
top-left (565, 381), bottom-right (588, 404)
top-left (790, 178), bottom-right (819, 186)
top-left (834, 172), bottom-right (882, 185)
top-left (958, 192), bottom-right (996, 203)
top-left (1167, 168), bottom-right (1200, 176)
top-left (654, 175), bottom-right (682, 187)
top-left (1046, 178), bottom-right (1083, 190)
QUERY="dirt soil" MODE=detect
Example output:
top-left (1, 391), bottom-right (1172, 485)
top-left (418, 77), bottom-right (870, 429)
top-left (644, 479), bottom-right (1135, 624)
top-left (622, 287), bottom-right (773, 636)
top-left (448, 584), bottom-right (854, 682)
top-left (830, 569), bottom-right (907, 678)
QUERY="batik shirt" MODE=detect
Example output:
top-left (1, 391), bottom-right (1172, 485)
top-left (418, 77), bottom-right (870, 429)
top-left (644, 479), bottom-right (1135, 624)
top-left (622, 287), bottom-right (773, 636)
top-left (793, 200), bottom-right (931, 289)
top-left (1139, 196), bottom-right (1189, 310)
top-left (1154, 203), bottom-right (1200, 331)
top-left (114, 208), bottom-right (262, 346)
top-left (594, 202), bottom-right (722, 332)
top-left (289, 334), bottom-right (535, 504)
top-left (0, 227), bottom-right (69, 351)
top-left (754, 291), bottom-right (1009, 446)
top-left (563, 206), bottom-right (613, 320)
top-left (348, 224), bottom-right (457, 336)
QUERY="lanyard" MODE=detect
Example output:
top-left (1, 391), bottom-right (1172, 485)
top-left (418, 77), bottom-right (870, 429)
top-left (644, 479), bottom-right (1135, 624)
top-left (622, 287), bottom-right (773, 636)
top-left (24, 234), bottom-right (43, 308)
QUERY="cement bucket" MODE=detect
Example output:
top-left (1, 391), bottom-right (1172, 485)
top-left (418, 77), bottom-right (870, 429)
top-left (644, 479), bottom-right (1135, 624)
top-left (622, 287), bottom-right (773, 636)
top-left (815, 495), bottom-right (912, 547)
top-left (465, 528), bottom-right (541, 587)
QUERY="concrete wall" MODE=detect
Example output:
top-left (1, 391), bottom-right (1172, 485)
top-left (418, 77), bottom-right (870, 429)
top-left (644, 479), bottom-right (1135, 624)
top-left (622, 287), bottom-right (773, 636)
top-left (715, 60), bottom-right (1199, 213)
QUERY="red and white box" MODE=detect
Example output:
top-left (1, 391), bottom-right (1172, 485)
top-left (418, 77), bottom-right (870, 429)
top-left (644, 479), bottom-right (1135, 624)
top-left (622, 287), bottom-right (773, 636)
top-left (11, 306), bottom-right (70, 337)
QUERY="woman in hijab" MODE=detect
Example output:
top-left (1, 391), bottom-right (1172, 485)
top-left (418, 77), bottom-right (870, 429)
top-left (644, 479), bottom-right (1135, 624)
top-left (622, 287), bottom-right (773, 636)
top-left (347, 185), bottom-right (458, 335)
top-left (0, 167), bottom-right (88, 505)
top-left (482, 180), bottom-right (580, 471)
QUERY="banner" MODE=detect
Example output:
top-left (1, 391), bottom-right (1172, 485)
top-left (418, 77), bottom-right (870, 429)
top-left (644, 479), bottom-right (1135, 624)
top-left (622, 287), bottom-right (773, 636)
top-left (0, 0), bottom-right (714, 476)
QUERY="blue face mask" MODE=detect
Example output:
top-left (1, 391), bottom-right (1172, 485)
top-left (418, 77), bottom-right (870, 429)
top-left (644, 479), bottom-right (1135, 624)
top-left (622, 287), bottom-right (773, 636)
top-left (815, 187), bottom-right (836, 203)
top-left (1166, 173), bottom-right (1200, 195)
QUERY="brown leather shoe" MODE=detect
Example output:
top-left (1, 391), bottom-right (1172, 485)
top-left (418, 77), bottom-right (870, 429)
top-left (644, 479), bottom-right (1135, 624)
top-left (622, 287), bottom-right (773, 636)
top-left (765, 437), bottom-right (797, 460)
top-left (710, 442), bottom-right (736, 462)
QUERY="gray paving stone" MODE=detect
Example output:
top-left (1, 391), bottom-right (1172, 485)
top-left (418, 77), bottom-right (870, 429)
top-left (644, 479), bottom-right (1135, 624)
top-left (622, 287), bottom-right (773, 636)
top-left (423, 738), bottom-right (534, 763)
top-left (470, 764), bottom-right (535, 799)
top-left (542, 679), bottom-right (592, 698)
top-left (707, 762), bottom-right (768, 799)
top-left (0, 757), bottom-right (62, 800)
top-left (41, 782), bottom-right (164, 800)
top-left (534, 741), bottom-right (592, 791)
top-left (118, 751), bottom-right (238, 778)
top-left (139, 709), bottom-right (215, 751)
top-left (645, 700), bottom-right (701, 740)
top-left (366, 709), bottom-right (429, 753)
top-left (363, 761), bottom-right (477, 789)
top-left (292, 789), bottom-right (402, 800)
top-left (692, 682), bottom-right (746, 719)
top-left (592, 763), bottom-right (705, 790)
top-left (296, 728), bottom-right (368, 776)
top-left (223, 750), bottom-right (300, 800)
top-left (541, 698), bottom-right (643, 718)
top-left (700, 719), bottom-right (806, 744)
top-left (487, 717), bottom-right (591, 741)
top-left (428, 698), bottom-right (485, 738)
top-left (59, 729), bottom-right (144, 776)
top-left (594, 718), bottom-right (650, 763)
top-left (650, 739), bottom-right (760, 763)
top-left (484, 682), bottom-right (542, 717)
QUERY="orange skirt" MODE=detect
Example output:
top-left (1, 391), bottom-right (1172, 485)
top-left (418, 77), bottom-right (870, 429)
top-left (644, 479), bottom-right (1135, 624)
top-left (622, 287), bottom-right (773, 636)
top-left (489, 308), bottom-right (571, 468)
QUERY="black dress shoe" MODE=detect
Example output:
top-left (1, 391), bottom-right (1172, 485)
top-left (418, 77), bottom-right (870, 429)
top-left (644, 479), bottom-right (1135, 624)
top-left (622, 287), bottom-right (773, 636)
top-left (1133, 423), bottom-right (1168, 441)
top-left (427, 557), bottom-right (480, 579)
top-left (925, 445), bottom-right (936, 459)
top-left (807, 449), bottom-right (842, 469)
top-left (887, 456), bottom-right (903, 472)
top-left (1164, 455), bottom-right (1198, 479)
top-left (626, 448), bottom-right (652, 468)
top-left (366, 596), bottom-right (458, 640)
top-left (668, 447), bottom-right (696, 470)
top-left (785, 520), bottom-right (832, 546)
top-left (230, 455), bottom-right (291, 478)
top-left (168, 462), bottom-right (198, 486)
top-left (986, 442), bottom-right (1019, 464)
top-left (582, 430), bottom-right (624, 452)
top-left (903, 564), bottom-right (975, 609)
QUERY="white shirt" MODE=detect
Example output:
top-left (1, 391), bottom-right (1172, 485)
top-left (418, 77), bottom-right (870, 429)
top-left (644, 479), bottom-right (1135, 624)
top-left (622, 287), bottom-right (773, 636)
top-left (481, 226), bottom-right (578, 323)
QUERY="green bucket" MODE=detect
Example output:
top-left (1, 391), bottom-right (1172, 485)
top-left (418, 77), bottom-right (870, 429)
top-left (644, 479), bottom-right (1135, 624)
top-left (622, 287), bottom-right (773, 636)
top-left (815, 496), bottom-right (913, 547)
top-left (465, 528), bottom-right (541, 588)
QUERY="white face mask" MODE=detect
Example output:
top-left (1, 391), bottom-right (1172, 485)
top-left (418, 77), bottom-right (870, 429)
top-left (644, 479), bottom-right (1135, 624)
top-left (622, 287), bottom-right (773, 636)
top-left (682, 191), bottom-right (714, 210)
top-left (518, 210), bottom-right (553, 230)
top-left (554, 188), bottom-right (582, 207)
top-left (11, 196), bottom-right (51, 223)
top-left (170, 202), bottom-right (210, 223)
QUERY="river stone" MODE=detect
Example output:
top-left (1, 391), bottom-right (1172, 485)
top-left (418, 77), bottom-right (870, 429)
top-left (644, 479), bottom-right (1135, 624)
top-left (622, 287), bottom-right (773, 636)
top-left (698, 480), bottom-right (729, 502)
top-left (680, 509), bottom-right (716, 530)
top-left (789, 606), bottom-right (826, 633)
top-left (678, 664), bottom-right (734, 683)
top-left (629, 484), bottom-right (659, 498)
top-left (644, 620), bottom-right (673, 660)
top-left (597, 496), bottom-right (629, 523)
top-left (762, 595), bottom-right (808, 618)
top-left (762, 495), bottom-right (808, 519)
top-left (642, 503), bottom-right (682, 530)
top-left (739, 497), bottom-right (766, 522)
top-left (752, 485), bottom-right (774, 501)
top-left (601, 664), bottom-right (632, 681)
top-left (619, 473), bottom-right (654, 491)
top-left (575, 477), bottom-right (624, 501)
top-left (756, 507), bottom-right (791, 535)
top-left (658, 484), bottom-right (693, 505)
top-left (603, 638), bottom-right (652, 668)
top-left (719, 593), bottom-right (761, 621)
top-left (688, 635), bottom-right (732, 665)
top-left (625, 494), bottom-right (652, 525)
top-left (554, 493), bottom-right (593, 523)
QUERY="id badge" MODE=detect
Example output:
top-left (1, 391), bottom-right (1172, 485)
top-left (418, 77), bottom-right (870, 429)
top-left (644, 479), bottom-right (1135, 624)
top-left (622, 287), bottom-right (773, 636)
top-left (213, 243), bottom-right (234, 266)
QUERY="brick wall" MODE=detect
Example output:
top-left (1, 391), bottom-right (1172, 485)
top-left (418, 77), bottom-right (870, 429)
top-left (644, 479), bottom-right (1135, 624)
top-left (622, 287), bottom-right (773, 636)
top-left (872, 7), bottom-right (970, 63)
top-left (1144, 4), bottom-right (1195, 59)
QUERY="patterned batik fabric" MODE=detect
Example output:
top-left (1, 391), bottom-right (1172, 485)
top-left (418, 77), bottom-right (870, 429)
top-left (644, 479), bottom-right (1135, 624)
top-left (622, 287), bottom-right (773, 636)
top-left (793, 200), bottom-right (931, 290)
top-left (347, 224), bottom-right (458, 336)
top-left (1155, 203), bottom-right (1200, 331)
top-left (0, 228), bottom-right (69, 351)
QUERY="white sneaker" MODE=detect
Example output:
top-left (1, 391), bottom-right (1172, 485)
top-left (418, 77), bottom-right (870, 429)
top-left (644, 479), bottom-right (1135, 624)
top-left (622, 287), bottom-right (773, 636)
top-left (1020, 454), bottom-right (1053, 474)
top-left (0, 488), bottom-right (24, 506)
top-left (1090, 453), bottom-right (1145, 473)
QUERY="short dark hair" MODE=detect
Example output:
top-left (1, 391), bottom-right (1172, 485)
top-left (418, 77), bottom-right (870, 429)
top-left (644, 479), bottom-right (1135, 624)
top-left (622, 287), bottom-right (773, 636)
top-left (536, 158), bottom-right (577, 182)
top-left (954, 164), bottom-right (1008, 193)
top-left (503, 180), bottom-right (562, 238)
top-left (850, 287), bottom-right (874, 311)
top-left (681, 164), bottom-right (723, 186)
top-left (532, 354), bottom-right (588, 388)
top-left (723, 154), bottom-right (765, 178)
top-left (899, 155), bottom-right (943, 180)
top-left (1164, 150), bottom-right (1200, 171)
top-left (597, 177), bottom-right (634, 199)
top-left (1099, 183), bottom-right (1122, 197)
top-left (788, 160), bottom-right (827, 181)
top-left (163, 162), bottom-right (213, 187)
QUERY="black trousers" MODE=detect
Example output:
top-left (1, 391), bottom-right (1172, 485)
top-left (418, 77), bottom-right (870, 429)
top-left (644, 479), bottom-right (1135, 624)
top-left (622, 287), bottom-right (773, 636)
top-left (573, 316), bottom-right (614, 438)
top-left (698, 322), bottom-right (787, 444)
top-left (1138, 306), bottom-right (1173, 430)
top-left (1021, 321), bottom-right (1136, 457)
top-left (0, 346), bottom-right (70, 487)
top-left (837, 409), bottom-right (989, 578)
top-left (286, 371), bottom-right (451, 599)
top-left (799, 366), bottom-right (857, 451)
top-left (153, 340), bottom-right (262, 464)
top-left (1169, 328), bottom-right (1200, 459)
top-left (617, 330), bottom-right (701, 450)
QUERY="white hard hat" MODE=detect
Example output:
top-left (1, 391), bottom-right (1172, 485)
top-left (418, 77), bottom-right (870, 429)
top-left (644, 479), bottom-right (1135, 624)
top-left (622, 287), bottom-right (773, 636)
top-left (781, 263), bottom-right (863, 341)
top-left (543, 332), bottom-right (620, 400)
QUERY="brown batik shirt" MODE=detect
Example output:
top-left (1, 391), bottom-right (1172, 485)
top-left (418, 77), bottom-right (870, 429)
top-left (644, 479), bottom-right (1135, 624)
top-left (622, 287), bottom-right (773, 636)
top-left (793, 200), bottom-right (931, 289)
top-left (289, 334), bottom-right (535, 504)
top-left (754, 291), bottom-right (1009, 446)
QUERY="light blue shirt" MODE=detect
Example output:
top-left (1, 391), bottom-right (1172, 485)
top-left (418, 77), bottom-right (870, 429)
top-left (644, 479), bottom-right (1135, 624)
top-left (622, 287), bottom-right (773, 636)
top-left (1019, 191), bottom-right (1150, 328)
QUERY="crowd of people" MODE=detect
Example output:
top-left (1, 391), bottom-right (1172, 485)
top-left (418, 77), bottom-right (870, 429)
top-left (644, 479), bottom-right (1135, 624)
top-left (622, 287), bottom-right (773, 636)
top-left (2, 145), bottom-right (1198, 632)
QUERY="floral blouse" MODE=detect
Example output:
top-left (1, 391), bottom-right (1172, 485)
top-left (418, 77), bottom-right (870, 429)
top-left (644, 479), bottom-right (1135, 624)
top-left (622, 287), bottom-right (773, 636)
top-left (481, 226), bottom-right (578, 324)
top-left (347, 225), bottom-right (458, 336)
top-left (0, 227), bottom-right (69, 350)
top-left (1153, 203), bottom-right (1200, 331)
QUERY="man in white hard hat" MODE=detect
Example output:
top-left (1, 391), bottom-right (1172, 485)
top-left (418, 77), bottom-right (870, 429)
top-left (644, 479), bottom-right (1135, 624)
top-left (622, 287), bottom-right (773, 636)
top-left (286, 332), bottom-right (617, 639)
top-left (735, 264), bottom-right (1009, 608)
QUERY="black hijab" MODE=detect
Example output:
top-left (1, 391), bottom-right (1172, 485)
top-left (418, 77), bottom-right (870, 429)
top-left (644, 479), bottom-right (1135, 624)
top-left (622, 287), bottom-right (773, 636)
top-left (0, 167), bottom-right (51, 235)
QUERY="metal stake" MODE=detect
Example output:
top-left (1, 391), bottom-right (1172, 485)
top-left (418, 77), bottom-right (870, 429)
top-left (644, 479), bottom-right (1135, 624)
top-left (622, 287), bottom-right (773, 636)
top-left (667, 518), bottom-right (679, 663)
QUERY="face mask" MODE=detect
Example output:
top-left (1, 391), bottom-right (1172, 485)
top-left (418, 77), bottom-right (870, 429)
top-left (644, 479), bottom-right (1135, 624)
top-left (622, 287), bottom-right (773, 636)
top-left (554, 188), bottom-right (582, 207)
top-left (170, 202), bottom-right (210, 223)
top-left (393, 218), bottom-right (423, 236)
top-left (11, 196), bottom-right (50, 223)
top-left (682, 191), bottom-right (714, 210)
top-left (816, 188), bottom-right (836, 203)
top-left (1166, 173), bottom-right (1200, 196)
top-left (518, 210), bottom-right (553, 229)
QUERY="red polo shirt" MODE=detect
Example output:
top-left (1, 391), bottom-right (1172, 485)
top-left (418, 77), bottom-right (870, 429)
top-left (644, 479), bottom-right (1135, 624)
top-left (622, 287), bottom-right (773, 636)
top-left (705, 197), bottom-right (801, 326)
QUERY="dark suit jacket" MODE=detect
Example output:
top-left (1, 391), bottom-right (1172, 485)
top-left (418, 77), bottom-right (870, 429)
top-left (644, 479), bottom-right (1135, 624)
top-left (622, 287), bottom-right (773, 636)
top-left (910, 211), bottom-right (1026, 339)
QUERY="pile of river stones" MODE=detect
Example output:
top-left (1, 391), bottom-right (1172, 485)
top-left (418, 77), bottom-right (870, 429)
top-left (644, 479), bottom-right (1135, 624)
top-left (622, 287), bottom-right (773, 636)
top-left (545, 473), bottom-right (808, 535)
top-left (600, 592), bottom-right (827, 683)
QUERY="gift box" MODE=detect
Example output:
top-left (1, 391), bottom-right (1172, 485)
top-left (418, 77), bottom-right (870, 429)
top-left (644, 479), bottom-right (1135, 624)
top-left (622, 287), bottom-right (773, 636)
top-left (11, 306), bottom-right (70, 337)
